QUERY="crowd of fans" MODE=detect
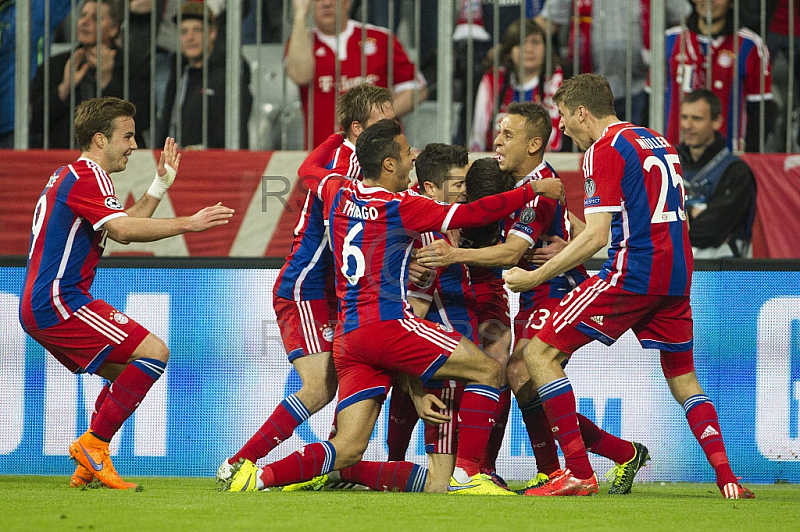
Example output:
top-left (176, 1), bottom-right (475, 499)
top-left (2, 0), bottom-right (795, 154)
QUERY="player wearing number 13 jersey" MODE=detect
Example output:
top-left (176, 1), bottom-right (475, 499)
top-left (503, 74), bottom-right (753, 499)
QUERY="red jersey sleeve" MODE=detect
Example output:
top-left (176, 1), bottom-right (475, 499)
top-left (397, 192), bottom-right (456, 234)
top-left (66, 167), bottom-right (127, 230)
top-left (583, 144), bottom-right (625, 215)
top-left (743, 37), bottom-right (772, 100)
top-left (391, 36), bottom-right (426, 93)
top-left (507, 196), bottom-right (557, 246)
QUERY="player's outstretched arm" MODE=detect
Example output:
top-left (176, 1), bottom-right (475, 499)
top-left (104, 202), bottom-right (234, 244)
top-left (503, 211), bottom-right (610, 292)
top-left (418, 233), bottom-right (529, 269)
top-left (127, 137), bottom-right (182, 218)
top-left (444, 178), bottom-right (563, 231)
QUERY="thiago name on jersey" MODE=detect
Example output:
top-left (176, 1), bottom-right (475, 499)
top-left (343, 199), bottom-right (379, 220)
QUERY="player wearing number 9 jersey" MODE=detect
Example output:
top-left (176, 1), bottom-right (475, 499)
top-left (19, 97), bottom-right (233, 491)
top-left (503, 74), bottom-right (753, 499)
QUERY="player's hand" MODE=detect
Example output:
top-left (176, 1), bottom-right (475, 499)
top-left (411, 393), bottom-right (451, 425)
top-left (525, 234), bottom-right (567, 266)
top-left (532, 177), bottom-right (566, 205)
top-left (417, 238), bottom-right (456, 268)
top-left (158, 137), bottom-right (181, 180)
top-left (503, 266), bottom-right (537, 293)
top-left (408, 257), bottom-right (434, 288)
top-left (187, 202), bottom-right (234, 232)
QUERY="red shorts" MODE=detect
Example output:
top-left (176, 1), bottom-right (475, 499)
top-left (333, 318), bottom-right (464, 411)
top-left (25, 299), bottom-right (149, 375)
top-left (472, 276), bottom-right (511, 329)
top-left (514, 294), bottom-right (562, 342)
top-left (537, 276), bottom-right (694, 376)
top-left (273, 296), bottom-right (337, 360)
top-left (423, 381), bottom-right (464, 454)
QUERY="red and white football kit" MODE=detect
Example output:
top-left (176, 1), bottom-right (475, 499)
top-left (20, 158), bottom-right (148, 374)
top-left (537, 122), bottom-right (695, 377)
top-left (290, 20), bottom-right (426, 147)
top-left (272, 135), bottom-right (361, 360)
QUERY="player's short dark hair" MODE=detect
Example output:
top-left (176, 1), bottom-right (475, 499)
top-left (74, 97), bottom-right (136, 150)
top-left (461, 157), bottom-right (516, 249)
top-left (682, 88), bottom-right (722, 120)
top-left (465, 157), bottom-right (516, 202)
top-left (356, 119), bottom-right (402, 179)
top-left (505, 101), bottom-right (552, 150)
top-left (414, 143), bottom-right (469, 189)
top-left (83, 0), bottom-right (124, 29)
top-left (553, 73), bottom-right (616, 118)
top-left (336, 84), bottom-right (394, 136)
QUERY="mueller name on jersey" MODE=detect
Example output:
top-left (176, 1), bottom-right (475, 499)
top-left (343, 199), bottom-right (379, 220)
top-left (635, 136), bottom-right (672, 150)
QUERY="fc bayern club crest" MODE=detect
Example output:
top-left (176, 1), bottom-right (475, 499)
top-left (584, 178), bottom-right (596, 198)
top-left (321, 325), bottom-right (334, 343)
top-left (519, 207), bottom-right (536, 224)
top-left (112, 312), bottom-right (129, 324)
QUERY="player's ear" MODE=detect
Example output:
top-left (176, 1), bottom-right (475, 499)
top-left (93, 132), bottom-right (105, 149)
top-left (383, 156), bottom-right (395, 173)
top-left (528, 135), bottom-right (543, 156)
top-left (422, 181), bottom-right (436, 196)
top-left (350, 121), bottom-right (363, 137)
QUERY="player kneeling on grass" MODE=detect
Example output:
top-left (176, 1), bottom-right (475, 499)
top-left (19, 97), bottom-right (234, 490)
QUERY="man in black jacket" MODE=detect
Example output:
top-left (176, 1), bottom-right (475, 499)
top-left (678, 89), bottom-right (756, 258)
top-left (157, 1), bottom-right (252, 149)
top-left (29, 0), bottom-right (150, 149)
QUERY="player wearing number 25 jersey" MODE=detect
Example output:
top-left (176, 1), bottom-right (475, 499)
top-left (504, 74), bottom-right (752, 499)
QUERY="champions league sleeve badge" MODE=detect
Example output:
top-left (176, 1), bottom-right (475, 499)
top-left (584, 178), bottom-right (597, 198)
top-left (519, 207), bottom-right (536, 225)
top-left (105, 196), bottom-right (124, 210)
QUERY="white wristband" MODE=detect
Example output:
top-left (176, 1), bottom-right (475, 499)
top-left (146, 163), bottom-right (177, 200)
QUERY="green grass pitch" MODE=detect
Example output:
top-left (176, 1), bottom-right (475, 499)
top-left (2, 477), bottom-right (799, 531)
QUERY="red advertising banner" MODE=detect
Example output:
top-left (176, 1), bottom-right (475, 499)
top-left (0, 150), bottom-right (797, 258)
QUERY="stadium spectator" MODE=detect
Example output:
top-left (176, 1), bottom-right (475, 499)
top-left (19, 96), bottom-right (233, 490)
top-left (664, 0), bottom-right (774, 152)
top-left (29, 0), bottom-right (151, 149)
top-left (420, 102), bottom-right (648, 495)
top-left (0, 0), bottom-right (71, 148)
top-left (469, 19), bottom-right (564, 153)
top-left (678, 89), bottom-right (756, 258)
top-left (224, 119), bottom-right (565, 494)
top-left (535, 0), bottom-right (687, 127)
top-left (285, 0), bottom-right (427, 147)
top-left (503, 73), bottom-right (754, 499)
top-left (215, 84), bottom-right (396, 488)
top-left (156, 1), bottom-right (253, 149)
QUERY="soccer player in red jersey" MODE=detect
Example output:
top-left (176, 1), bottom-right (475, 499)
top-left (226, 119), bottom-right (565, 494)
top-left (504, 74), bottom-right (754, 499)
top-left (286, 0), bottom-right (426, 147)
top-left (19, 97), bottom-right (233, 489)
top-left (217, 85), bottom-right (395, 484)
top-left (419, 102), bottom-right (647, 494)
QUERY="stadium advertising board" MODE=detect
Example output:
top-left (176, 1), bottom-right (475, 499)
top-left (1, 265), bottom-right (799, 483)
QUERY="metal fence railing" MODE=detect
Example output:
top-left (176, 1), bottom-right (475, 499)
top-left (5, 0), bottom-right (793, 153)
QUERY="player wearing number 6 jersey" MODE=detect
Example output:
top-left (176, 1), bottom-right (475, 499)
top-left (225, 119), bottom-right (565, 495)
top-left (503, 74), bottom-right (753, 499)
top-left (19, 97), bottom-right (233, 491)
